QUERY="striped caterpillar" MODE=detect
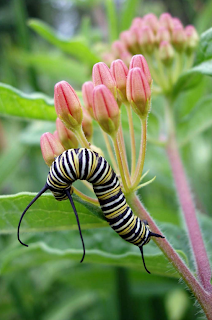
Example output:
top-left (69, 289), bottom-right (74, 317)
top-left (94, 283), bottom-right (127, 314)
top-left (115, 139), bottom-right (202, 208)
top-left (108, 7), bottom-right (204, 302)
top-left (18, 148), bottom-right (164, 273)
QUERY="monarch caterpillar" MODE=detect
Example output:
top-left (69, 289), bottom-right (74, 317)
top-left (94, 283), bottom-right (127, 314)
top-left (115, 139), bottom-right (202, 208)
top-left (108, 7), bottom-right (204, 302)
top-left (18, 148), bottom-right (164, 273)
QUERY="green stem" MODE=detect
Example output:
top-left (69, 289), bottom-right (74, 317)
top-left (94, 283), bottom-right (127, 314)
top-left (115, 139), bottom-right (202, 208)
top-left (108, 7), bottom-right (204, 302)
top-left (125, 102), bottom-right (136, 176)
top-left (132, 118), bottom-right (147, 188)
top-left (74, 126), bottom-right (90, 149)
top-left (112, 135), bottom-right (130, 192)
top-left (102, 130), bottom-right (119, 173)
top-left (73, 187), bottom-right (99, 205)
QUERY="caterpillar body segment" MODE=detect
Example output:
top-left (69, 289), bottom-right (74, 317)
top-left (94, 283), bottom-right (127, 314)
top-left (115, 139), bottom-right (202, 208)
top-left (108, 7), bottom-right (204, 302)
top-left (18, 148), bottom-right (164, 273)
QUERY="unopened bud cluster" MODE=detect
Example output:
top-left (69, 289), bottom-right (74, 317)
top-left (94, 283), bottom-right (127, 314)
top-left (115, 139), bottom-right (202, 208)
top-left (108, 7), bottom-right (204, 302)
top-left (41, 55), bottom-right (152, 165)
top-left (103, 13), bottom-right (199, 92)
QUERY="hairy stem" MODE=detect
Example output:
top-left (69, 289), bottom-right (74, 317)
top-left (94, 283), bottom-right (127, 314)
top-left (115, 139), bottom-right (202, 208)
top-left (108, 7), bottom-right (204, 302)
top-left (113, 135), bottom-right (130, 192)
top-left (102, 130), bottom-right (119, 173)
top-left (127, 194), bottom-right (212, 319)
top-left (125, 102), bottom-right (136, 176)
top-left (73, 187), bottom-right (99, 205)
top-left (74, 126), bottom-right (90, 149)
top-left (132, 118), bottom-right (147, 188)
top-left (165, 103), bottom-right (212, 293)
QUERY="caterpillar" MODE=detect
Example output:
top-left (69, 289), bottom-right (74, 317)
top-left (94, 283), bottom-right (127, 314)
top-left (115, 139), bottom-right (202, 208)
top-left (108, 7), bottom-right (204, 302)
top-left (18, 148), bottom-right (164, 273)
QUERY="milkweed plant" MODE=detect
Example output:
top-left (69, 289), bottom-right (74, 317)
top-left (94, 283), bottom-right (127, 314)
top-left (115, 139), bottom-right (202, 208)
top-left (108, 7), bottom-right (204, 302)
top-left (0, 10), bottom-right (212, 319)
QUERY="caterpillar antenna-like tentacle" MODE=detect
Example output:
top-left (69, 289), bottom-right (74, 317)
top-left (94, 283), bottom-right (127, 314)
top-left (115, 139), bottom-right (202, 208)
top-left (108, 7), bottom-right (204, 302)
top-left (139, 246), bottom-right (151, 274)
top-left (149, 232), bottom-right (165, 239)
top-left (65, 189), bottom-right (86, 263)
top-left (17, 183), bottom-right (49, 247)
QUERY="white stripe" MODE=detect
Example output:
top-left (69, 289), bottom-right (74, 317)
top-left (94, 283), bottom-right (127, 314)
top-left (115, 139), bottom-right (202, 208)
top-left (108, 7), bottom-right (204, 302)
top-left (110, 208), bottom-right (132, 227)
top-left (89, 158), bottom-right (105, 182)
top-left (63, 152), bottom-right (75, 181)
top-left (101, 193), bottom-right (125, 208)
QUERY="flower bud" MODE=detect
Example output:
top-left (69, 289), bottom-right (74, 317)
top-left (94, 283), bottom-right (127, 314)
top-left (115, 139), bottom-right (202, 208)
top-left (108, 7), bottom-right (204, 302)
top-left (110, 59), bottom-right (128, 101)
top-left (185, 25), bottom-right (199, 52)
top-left (143, 13), bottom-right (159, 33)
top-left (172, 25), bottom-right (186, 51)
top-left (139, 26), bottom-right (155, 53)
top-left (56, 118), bottom-right (78, 150)
top-left (159, 13), bottom-right (174, 31)
top-left (120, 30), bottom-right (137, 50)
top-left (82, 108), bottom-right (93, 142)
top-left (93, 85), bottom-right (120, 136)
top-left (111, 40), bottom-right (127, 58)
top-left (159, 41), bottom-right (174, 65)
top-left (82, 81), bottom-right (94, 118)
top-left (172, 17), bottom-right (183, 28)
top-left (131, 17), bottom-right (143, 29)
top-left (126, 67), bottom-right (151, 119)
top-left (40, 132), bottom-right (65, 166)
top-left (156, 26), bottom-right (171, 44)
top-left (54, 81), bottom-right (83, 130)
top-left (102, 52), bottom-right (116, 66)
top-left (129, 54), bottom-right (152, 86)
top-left (92, 62), bottom-right (116, 97)
top-left (120, 51), bottom-right (133, 66)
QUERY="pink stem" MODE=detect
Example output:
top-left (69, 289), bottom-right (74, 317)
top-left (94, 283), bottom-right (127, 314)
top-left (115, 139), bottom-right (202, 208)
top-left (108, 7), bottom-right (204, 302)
top-left (166, 134), bottom-right (212, 292)
top-left (127, 194), bottom-right (212, 319)
top-left (164, 101), bottom-right (212, 293)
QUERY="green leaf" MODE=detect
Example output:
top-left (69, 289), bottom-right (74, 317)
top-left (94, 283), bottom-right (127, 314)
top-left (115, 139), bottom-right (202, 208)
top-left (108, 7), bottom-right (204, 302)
top-left (120, 0), bottom-right (140, 31)
top-left (28, 19), bottom-right (100, 67)
top-left (12, 50), bottom-right (89, 85)
top-left (0, 143), bottom-right (27, 188)
top-left (173, 60), bottom-right (212, 95)
top-left (0, 83), bottom-right (55, 121)
top-left (177, 94), bottom-right (212, 146)
top-left (105, 0), bottom-right (118, 43)
top-left (0, 192), bottom-right (106, 234)
top-left (196, 27), bottom-right (212, 64)
top-left (0, 223), bottom-right (188, 278)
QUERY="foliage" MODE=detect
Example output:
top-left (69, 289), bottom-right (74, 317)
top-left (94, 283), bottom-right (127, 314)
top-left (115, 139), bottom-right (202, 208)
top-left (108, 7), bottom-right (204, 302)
top-left (0, 1), bottom-right (212, 320)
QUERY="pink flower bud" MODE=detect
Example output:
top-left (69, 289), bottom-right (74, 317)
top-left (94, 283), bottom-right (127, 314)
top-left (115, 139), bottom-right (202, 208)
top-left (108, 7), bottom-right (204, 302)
top-left (139, 26), bottom-right (155, 53)
top-left (92, 62), bottom-right (116, 97)
top-left (185, 25), bottom-right (199, 51)
top-left (82, 108), bottom-right (93, 142)
top-left (120, 51), bottom-right (133, 67)
top-left (159, 41), bottom-right (175, 65)
top-left (54, 81), bottom-right (83, 130)
top-left (143, 13), bottom-right (159, 33)
top-left (172, 25), bottom-right (186, 51)
top-left (53, 130), bottom-right (60, 140)
top-left (130, 26), bottom-right (141, 44)
top-left (129, 55), bottom-right (152, 86)
top-left (120, 30), bottom-right (137, 50)
top-left (82, 81), bottom-right (94, 118)
top-left (56, 118), bottom-right (78, 150)
top-left (93, 85), bottom-right (120, 136)
top-left (111, 40), bottom-right (127, 58)
top-left (131, 17), bottom-right (143, 29)
top-left (102, 52), bottom-right (116, 66)
top-left (156, 26), bottom-right (171, 44)
top-left (40, 132), bottom-right (65, 166)
top-left (110, 59), bottom-right (128, 101)
top-left (126, 67), bottom-right (151, 119)
top-left (159, 13), bottom-right (174, 31)
top-left (172, 17), bottom-right (183, 28)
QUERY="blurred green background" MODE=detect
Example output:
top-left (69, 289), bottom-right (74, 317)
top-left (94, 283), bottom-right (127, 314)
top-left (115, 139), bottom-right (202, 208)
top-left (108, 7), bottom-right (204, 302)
top-left (0, 0), bottom-right (212, 319)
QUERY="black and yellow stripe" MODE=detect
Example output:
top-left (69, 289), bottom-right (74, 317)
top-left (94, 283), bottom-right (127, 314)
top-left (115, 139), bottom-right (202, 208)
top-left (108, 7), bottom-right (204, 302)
top-left (18, 148), bottom-right (164, 273)
top-left (47, 148), bottom-right (151, 248)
